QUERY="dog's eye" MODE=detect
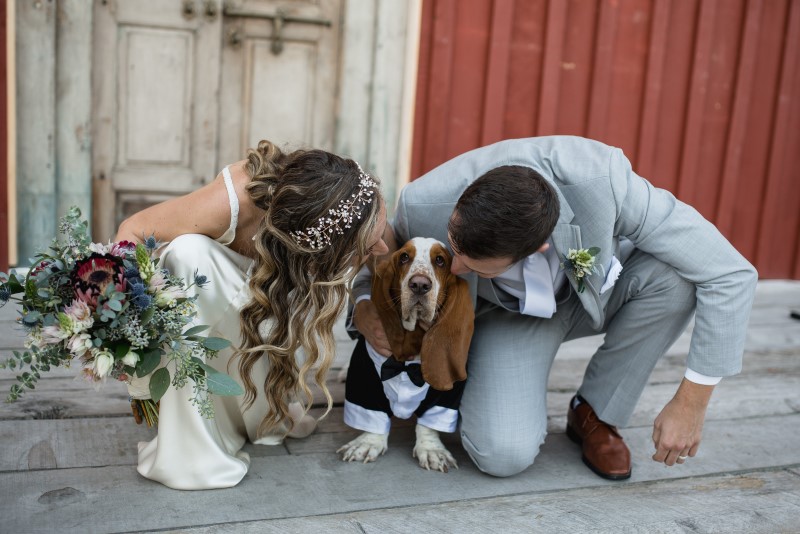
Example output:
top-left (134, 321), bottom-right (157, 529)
top-left (398, 252), bottom-right (410, 264)
top-left (434, 255), bottom-right (446, 267)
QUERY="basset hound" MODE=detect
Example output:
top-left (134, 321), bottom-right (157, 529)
top-left (338, 237), bottom-right (474, 472)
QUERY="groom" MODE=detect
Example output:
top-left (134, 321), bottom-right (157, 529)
top-left (353, 136), bottom-right (757, 479)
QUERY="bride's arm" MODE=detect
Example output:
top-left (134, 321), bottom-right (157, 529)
top-left (115, 164), bottom-right (248, 243)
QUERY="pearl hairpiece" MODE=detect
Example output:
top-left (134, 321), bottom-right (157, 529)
top-left (290, 163), bottom-right (378, 250)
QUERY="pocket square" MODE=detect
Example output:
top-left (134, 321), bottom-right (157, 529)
top-left (600, 256), bottom-right (623, 294)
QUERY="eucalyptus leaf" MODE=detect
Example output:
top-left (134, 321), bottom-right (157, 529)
top-left (183, 324), bottom-right (210, 337)
top-left (140, 306), bottom-right (155, 326)
top-left (199, 363), bottom-right (244, 396)
top-left (108, 299), bottom-right (123, 311)
top-left (149, 367), bottom-right (170, 402)
top-left (202, 337), bottom-right (232, 351)
top-left (136, 349), bottom-right (162, 377)
top-left (588, 247), bottom-right (601, 255)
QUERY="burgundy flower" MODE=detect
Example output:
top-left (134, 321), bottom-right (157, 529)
top-left (71, 254), bottom-right (126, 309)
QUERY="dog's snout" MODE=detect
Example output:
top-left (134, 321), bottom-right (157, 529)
top-left (408, 274), bottom-right (432, 295)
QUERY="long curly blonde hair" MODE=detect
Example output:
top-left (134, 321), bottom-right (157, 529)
top-left (237, 140), bottom-right (382, 437)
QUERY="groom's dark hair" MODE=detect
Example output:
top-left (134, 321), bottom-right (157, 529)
top-left (448, 165), bottom-right (560, 262)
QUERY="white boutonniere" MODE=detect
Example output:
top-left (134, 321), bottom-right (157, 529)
top-left (561, 247), bottom-right (602, 293)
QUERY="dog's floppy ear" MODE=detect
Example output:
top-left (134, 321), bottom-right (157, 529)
top-left (420, 273), bottom-right (474, 391)
top-left (371, 257), bottom-right (407, 356)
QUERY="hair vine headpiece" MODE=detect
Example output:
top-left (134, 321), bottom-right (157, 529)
top-left (290, 162), bottom-right (378, 250)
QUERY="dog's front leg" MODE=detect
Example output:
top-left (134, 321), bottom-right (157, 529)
top-left (337, 432), bottom-right (389, 463)
top-left (413, 424), bottom-right (458, 472)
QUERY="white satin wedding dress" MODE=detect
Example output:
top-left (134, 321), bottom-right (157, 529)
top-left (135, 166), bottom-right (315, 490)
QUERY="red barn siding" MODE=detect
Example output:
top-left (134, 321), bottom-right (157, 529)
top-left (412, 0), bottom-right (800, 279)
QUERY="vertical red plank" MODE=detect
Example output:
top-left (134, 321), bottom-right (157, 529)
top-left (410, 0), bottom-right (436, 179)
top-left (0, 0), bottom-right (8, 272)
top-left (604, 0), bottom-right (651, 158)
top-left (677, 0), bottom-right (717, 206)
top-left (716, 0), bottom-right (763, 236)
top-left (586, 0), bottom-right (619, 140)
top-left (730, 0), bottom-right (788, 260)
top-left (636, 0), bottom-right (670, 179)
top-left (557, 0), bottom-right (599, 136)
top-left (649, 0), bottom-right (698, 193)
top-left (504, 0), bottom-right (547, 139)
top-left (757, 0), bottom-right (800, 277)
top-left (481, 0), bottom-right (515, 145)
top-left (692, 0), bottom-right (746, 221)
top-left (421, 0), bottom-right (457, 175)
top-left (536, 0), bottom-right (568, 135)
top-left (445, 0), bottom-right (493, 159)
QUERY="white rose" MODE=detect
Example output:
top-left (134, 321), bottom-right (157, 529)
top-left (93, 351), bottom-right (114, 378)
top-left (121, 351), bottom-right (139, 367)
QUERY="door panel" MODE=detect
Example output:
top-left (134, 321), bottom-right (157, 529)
top-left (218, 0), bottom-right (342, 166)
top-left (92, 0), bottom-right (222, 241)
top-left (92, 0), bottom-right (343, 241)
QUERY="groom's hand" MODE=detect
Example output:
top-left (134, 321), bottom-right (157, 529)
top-left (354, 300), bottom-right (392, 356)
top-left (652, 378), bottom-right (714, 466)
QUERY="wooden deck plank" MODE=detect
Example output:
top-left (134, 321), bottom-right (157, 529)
top-left (162, 469), bottom-right (800, 534)
top-left (2, 370), bottom-right (798, 472)
top-left (1, 414), bottom-right (798, 533)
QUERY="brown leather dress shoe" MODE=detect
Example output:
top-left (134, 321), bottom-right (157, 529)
top-left (566, 397), bottom-right (631, 480)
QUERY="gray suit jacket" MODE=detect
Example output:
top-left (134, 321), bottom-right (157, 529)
top-left (356, 136), bottom-right (757, 377)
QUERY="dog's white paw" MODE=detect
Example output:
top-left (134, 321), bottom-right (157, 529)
top-left (413, 424), bottom-right (458, 473)
top-left (337, 432), bottom-right (388, 463)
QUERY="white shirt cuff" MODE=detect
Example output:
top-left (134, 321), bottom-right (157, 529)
top-left (354, 294), bottom-right (372, 304)
top-left (684, 368), bottom-right (722, 386)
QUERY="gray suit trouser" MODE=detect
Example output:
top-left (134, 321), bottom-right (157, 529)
top-left (459, 250), bottom-right (697, 477)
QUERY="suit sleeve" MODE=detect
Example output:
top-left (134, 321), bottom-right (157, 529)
top-left (609, 148), bottom-right (758, 376)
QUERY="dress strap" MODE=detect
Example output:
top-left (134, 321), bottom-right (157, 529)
top-left (216, 166), bottom-right (240, 246)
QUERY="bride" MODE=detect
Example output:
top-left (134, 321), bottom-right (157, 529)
top-left (115, 140), bottom-right (390, 489)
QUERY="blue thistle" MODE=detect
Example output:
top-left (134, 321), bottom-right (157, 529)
top-left (132, 293), bottom-right (153, 310)
top-left (130, 281), bottom-right (146, 297)
top-left (144, 236), bottom-right (158, 251)
top-left (193, 269), bottom-right (209, 289)
top-left (0, 287), bottom-right (10, 308)
top-left (124, 266), bottom-right (141, 280)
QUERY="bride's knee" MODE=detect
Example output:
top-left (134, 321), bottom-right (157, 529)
top-left (159, 234), bottom-right (219, 275)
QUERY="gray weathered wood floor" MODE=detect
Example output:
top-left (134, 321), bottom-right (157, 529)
top-left (1, 281), bottom-right (799, 533)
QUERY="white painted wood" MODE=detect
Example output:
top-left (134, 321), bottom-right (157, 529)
top-left (335, 0), bottom-right (377, 164)
top-left (218, 0), bottom-right (343, 165)
top-left (55, 0), bottom-right (93, 223)
top-left (92, 0), bottom-right (223, 240)
top-left (15, 0), bottom-right (57, 263)
top-left (336, 0), bottom-right (422, 215)
top-left (6, 0), bottom-right (17, 266)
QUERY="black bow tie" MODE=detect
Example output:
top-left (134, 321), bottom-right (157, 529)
top-left (380, 356), bottom-right (426, 387)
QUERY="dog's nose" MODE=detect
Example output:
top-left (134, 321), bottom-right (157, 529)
top-left (408, 275), bottom-right (432, 295)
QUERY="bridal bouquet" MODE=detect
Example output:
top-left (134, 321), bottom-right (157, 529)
top-left (0, 207), bottom-right (242, 426)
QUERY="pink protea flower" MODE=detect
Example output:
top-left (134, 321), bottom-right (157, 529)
top-left (71, 253), bottom-right (126, 309)
top-left (110, 240), bottom-right (136, 257)
top-left (64, 300), bottom-right (94, 332)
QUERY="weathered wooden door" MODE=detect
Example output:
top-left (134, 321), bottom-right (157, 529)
top-left (92, 0), bottom-right (343, 241)
top-left (92, 0), bottom-right (223, 241)
top-left (217, 0), bottom-right (342, 165)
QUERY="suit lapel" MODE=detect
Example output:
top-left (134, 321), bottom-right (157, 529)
top-left (550, 195), bottom-right (604, 328)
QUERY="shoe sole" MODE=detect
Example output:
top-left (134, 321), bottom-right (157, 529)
top-left (566, 423), bottom-right (632, 481)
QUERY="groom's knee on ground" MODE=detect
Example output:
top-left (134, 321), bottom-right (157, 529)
top-left (460, 428), bottom-right (546, 477)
